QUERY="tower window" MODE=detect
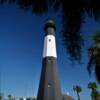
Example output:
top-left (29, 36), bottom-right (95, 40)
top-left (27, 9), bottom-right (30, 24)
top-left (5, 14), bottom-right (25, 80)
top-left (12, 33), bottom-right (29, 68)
top-left (48, 58), bottom-right (52, 62)
top-left (48, 59), bottom-right (51, 62)
top-left (48, 83), bottom-right (52, 88)
top-left (49, 39), bottom-right (51, 42)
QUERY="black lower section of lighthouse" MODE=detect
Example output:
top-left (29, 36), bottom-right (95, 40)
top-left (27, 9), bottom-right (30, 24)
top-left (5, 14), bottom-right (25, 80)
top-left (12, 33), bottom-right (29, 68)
top-left (37, 57), bottom-right (62, 100)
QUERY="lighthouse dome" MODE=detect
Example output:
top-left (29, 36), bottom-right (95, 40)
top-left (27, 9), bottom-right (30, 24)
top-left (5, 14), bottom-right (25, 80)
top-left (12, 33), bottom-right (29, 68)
top-left (47, 19), bottom-right (55, 25)
top-left (44, 19), bottom-right (56, 31)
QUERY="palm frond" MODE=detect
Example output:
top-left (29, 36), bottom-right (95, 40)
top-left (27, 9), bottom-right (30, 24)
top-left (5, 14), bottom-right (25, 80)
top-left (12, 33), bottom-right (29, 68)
top-left (89, 32), bottom-right (100, 83)
top-left (61, 0), bottom-right (85, 62)
top-left (88, 0), bottom-right (100, 21)
top-left (17, 0), bottom-right (33, 9)
top-left (87, 56), bottom-right (95, 75)
top-left (17, 0), bottom-right (48, 14)
top-left (95, 56), bottom-right (100, 83)
top-left (73, 85), bottom-right (82, 93)
top-left (0, 0), bottom-right (16, 4)
top-left (53, 0), bottom-right (62, 11)
top-left (95, 65), bottom-right (100, 83)
top-left (0, 0), bottom-right (6, 4)
top-left (92, 32), bottom-right (100, 45)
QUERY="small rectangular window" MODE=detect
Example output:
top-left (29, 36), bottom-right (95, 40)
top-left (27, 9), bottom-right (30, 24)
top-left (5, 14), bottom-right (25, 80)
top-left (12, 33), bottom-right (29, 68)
top-left (48, 83), bottom-right (52, 88)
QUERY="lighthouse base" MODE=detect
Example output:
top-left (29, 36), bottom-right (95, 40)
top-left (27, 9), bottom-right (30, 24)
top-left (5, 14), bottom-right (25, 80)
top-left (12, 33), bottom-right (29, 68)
top-left (37, 57), bottom-right (62, 100)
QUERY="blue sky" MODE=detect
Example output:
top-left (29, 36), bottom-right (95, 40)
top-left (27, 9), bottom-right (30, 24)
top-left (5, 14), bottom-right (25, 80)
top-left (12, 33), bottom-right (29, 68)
top-left (0, 4), bottom-right (100, 100)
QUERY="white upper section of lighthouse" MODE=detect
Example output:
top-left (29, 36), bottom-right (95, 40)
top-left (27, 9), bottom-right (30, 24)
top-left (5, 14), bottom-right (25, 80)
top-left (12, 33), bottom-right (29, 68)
top-left (43, 19), bottom-right (57, 58)
top-left (43, 35), bottom-right (57, 58)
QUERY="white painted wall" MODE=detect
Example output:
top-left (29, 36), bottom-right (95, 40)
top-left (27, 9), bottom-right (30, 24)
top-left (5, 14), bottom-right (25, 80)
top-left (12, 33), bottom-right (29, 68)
top-left (43, 35), bottom-right (57, 58)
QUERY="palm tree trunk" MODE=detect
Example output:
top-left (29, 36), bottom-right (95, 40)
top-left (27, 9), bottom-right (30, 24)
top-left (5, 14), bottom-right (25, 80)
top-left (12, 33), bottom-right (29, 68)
top-left (77, 92), bottom-right (80, 100)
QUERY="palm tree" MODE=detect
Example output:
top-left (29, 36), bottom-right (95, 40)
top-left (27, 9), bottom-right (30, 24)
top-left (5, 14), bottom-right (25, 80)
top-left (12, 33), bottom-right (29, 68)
top-left (88, 82), bottom-right (100, 100)
top-left (87, 32), bottom-right (100, 83)
top-left (0, 0), bottom-right (100, 82)
top-left (91, 90), bottom-right (100, 100)
top-left (73, 85), bottom-right (82, 100)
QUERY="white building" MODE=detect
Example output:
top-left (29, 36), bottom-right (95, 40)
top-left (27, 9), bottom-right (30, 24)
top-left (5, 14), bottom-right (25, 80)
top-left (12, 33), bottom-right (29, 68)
top-left (14, 97), bottom-right (36, 100)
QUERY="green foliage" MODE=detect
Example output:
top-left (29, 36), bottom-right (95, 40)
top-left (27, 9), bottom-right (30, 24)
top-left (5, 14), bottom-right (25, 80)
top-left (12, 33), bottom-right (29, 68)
top-left (88, 82), bottom-right (100, 100)
top-left (73, 85), bottom-right (82, 93)
top-left (73, 85), bottom-right (82, 100)
top-left (91, 90), bottom-right (100, 99)
top-left (88, 82), bottom-right (97, 90)
top-left (87, 32), bottom-right (100, 83)
top-left (92, 32), bottom-right (100, 45)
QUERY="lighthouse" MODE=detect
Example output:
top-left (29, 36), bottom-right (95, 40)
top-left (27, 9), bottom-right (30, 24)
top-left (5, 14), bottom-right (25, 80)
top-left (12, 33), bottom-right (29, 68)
top-left (37, 19), bottom-right (62, 100)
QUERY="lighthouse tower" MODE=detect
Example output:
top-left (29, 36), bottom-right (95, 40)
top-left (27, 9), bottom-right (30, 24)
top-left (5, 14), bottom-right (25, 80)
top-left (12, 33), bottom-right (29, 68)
top-left (37, 19), bottom-right (62, 100)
